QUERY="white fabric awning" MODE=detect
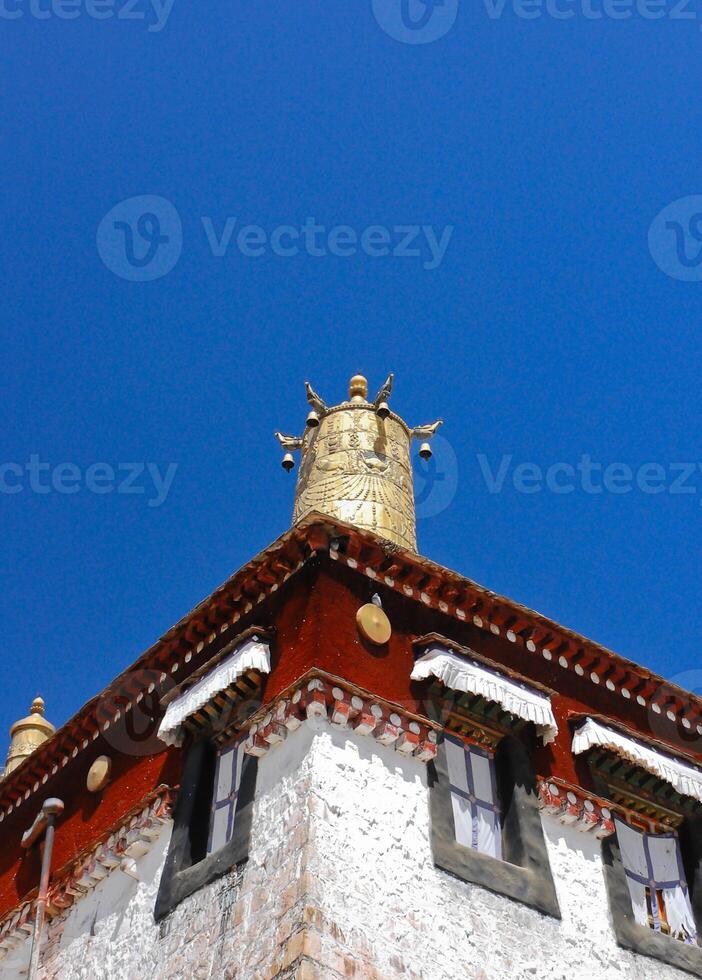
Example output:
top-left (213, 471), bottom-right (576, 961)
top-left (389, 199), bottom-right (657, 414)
top-left (411, 645), bottom-right (558, 744)
top-left (572, 717), bottom-right (702, 805)
top-left (158, 636), bottom-right (271, 746)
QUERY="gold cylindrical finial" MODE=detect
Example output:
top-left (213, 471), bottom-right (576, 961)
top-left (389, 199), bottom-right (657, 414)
top-left (275, 374), bottom-right (442, 552)
top-left (3, 696), bottom-right (55, 777)
top-left (348, 374), bottom-right (368, 402)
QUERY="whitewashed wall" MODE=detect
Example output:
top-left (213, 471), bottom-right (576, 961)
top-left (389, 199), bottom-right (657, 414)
top-left (1, 722), bottom-right (694, 979)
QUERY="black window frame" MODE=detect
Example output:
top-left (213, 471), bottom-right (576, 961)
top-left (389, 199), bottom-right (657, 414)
top-left (428, 732), bottom-right (560, 918)
top-left (603, 815), bottom-right (702, 976)
top-left (154, 734), bottom-right (258, 921)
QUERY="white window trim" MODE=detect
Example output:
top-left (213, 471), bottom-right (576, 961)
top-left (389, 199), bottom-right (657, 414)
top-left (411, 645), bottom-right (558, 744)
top-left (158, 636), bottom-right (271, 746)
top-left (573, 717), bottom-right (702, 805)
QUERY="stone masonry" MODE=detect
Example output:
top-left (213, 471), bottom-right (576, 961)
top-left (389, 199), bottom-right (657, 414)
top-left (2, 718), bottom-right (696, 980)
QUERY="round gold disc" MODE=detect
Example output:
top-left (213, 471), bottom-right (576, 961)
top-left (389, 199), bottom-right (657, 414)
top-left (87, 755), bottom-right (112, 793)
top-left (356, 603), bottom-right (392, 645)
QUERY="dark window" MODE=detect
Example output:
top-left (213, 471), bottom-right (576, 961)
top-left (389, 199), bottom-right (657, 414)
top-left (603, 815), bottom-right (702, 976)
top-left (154, 734), bottom-right (257, 921)
top-left (444, 735), bottom-right (502, 859)
top-left (429, 732), bottom-right (560, 918)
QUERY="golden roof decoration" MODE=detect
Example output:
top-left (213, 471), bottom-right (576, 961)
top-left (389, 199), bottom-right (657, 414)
top-left (3, 696), bottom-right (55, 778)
top-left (275, 373), bottom-right (442, 552)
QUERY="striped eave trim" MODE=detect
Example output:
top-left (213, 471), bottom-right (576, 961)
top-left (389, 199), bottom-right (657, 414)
top-left (0, 524), bottom-right (320, 822)
top-left (326, 525), bottom-right (702, 737)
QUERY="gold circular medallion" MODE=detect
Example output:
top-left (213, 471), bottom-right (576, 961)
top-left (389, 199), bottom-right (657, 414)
top-left (356, 603), bottom-right (392, 645)
top-left (87, 755), bottom-right (112, 793)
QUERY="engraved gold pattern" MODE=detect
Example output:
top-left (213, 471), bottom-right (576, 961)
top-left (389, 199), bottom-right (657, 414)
top-left (277, 375), bottom-right (442, 552)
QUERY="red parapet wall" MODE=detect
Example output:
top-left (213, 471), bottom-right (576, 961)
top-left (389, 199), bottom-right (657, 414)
top-left (1, 521), bottom-right (701, 925)
top-left (0, 742), bottom-right (178, 921)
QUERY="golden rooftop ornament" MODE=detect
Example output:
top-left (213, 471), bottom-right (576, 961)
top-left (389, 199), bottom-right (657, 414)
top-left (275, 373), bottom-right (442, 552)
top-left (3, 696), bottom-right (55, 777)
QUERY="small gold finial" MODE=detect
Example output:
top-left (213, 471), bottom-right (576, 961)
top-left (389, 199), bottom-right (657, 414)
top-left (3, 695), bottom-right (55, 778)
top-left (348, 374), bottom-right (368, 401)
top-left (31, 696), bottom-right (45, 716)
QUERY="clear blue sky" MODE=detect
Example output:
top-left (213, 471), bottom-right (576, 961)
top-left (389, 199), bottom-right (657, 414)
top-left (2, 1), bottom-right (701, 743)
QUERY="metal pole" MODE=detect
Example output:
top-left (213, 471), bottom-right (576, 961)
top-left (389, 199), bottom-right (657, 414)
top-left (22, 799), bottom-right (64, 980)
top-left (27, 814), bottom-right (56, 980)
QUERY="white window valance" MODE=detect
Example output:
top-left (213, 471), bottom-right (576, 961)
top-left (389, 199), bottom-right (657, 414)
top-left (572, 717), bottom-right (702, 805)
top-left (158, 636), bottom-right (271, 746)
top-left (411, 645), bottom-right (558, 744)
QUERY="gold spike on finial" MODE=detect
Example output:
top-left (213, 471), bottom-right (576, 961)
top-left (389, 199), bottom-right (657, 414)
top-left (3, 696), bottom-right (55, 778)
top-left (372, 373), bottom-right (393, 408)
top-left (274, 373), bottom-right (443, 552)
top-left (304, 381), bottom-right (328, 415)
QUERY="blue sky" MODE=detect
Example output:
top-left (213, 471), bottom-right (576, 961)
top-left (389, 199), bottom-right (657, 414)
top-left (2, 0), bottom-right (702, 742)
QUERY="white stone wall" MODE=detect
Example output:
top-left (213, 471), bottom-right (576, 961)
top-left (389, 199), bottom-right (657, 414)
top-left (1, 721), bottom-right (695, 979)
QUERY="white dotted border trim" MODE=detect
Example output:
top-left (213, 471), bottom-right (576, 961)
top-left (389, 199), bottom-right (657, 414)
top-left (0, 560), bottom-right (310, 823)
top-left (330, 542), bottom-right (701, 734)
